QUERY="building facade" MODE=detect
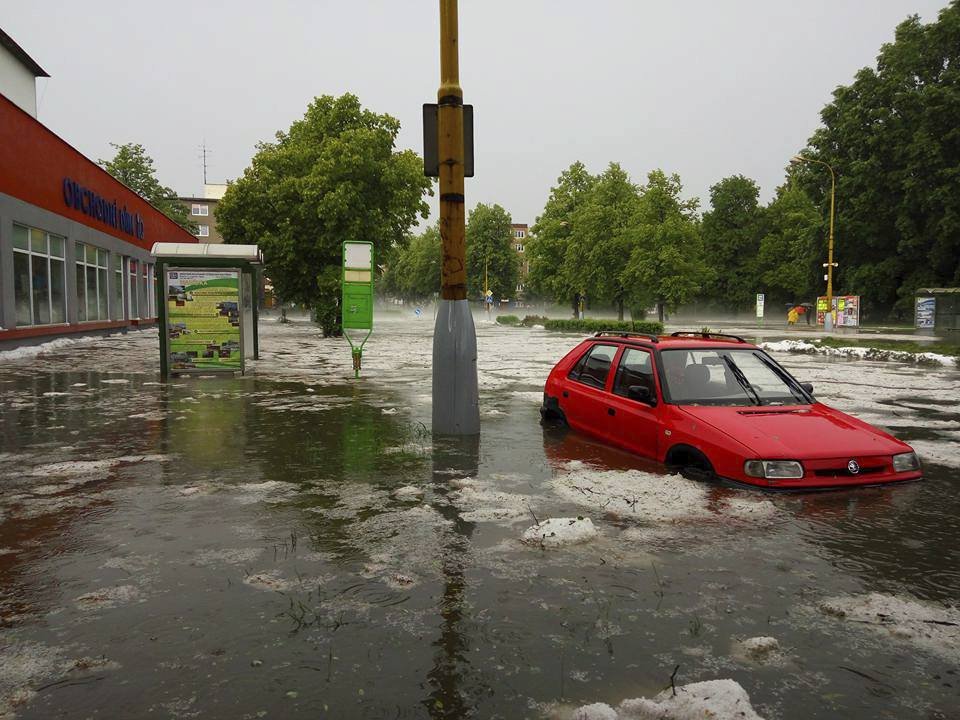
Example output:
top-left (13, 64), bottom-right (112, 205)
top-left (179, 183), bottom-right (227, 244)
top-left (511, 223), bottom-right (529, 299)
top-left (0, 32), bottom-right (197, 349)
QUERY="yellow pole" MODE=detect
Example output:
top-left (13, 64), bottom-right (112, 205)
top-left (792, 155), bottom-right (837, 326)
top-left (438, 0), bottom-right (466, 301)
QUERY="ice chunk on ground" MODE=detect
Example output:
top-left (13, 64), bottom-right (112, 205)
top-left (819, 592), bottom-right (960, 663)
top-left (569, 679), bottom-right (765, 720)
top-left (551, 464), bottom-right (776, 523)
top-left (906, 439), bottom-right (960, 469)
top-left (392, 485), bottom-right (424, 500)
top-left (732, 636), bottom-right (783, 664)
top-left (522, 517), bottom-right (597, 547)
top-left (761, 340), bottom-right (956, 367)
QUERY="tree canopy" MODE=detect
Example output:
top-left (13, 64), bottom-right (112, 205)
top-left (465, 203), bottom-right (519, 301)
top-left (381, 225), bottom-right (441, 303)
top-left (797, 1), bottom-right (960, 317)
top-left (98, 142), bottom-right (193, 230)
top-left (216, 93), bottom-right (432, 333)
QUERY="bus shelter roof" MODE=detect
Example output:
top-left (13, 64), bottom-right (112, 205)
top-left (151, 243), bottom-right (262, 264)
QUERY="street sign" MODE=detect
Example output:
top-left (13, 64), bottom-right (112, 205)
top-left (756, 293), bottom-right (765, 319)
top-left (422, 103), bottom-right (475, 177)
top-left (342, 241), bottom-right (374, 377)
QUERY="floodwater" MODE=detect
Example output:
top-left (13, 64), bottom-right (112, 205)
top-left (0, 315), bottom-right (958, 719)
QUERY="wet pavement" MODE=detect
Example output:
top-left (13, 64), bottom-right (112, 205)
top-left (1, 315), bottom-right (958, 719)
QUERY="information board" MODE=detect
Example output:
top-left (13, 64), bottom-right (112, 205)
top-left (816, 295), bottom-right (860, 327)
top-left (342, 242), bottom-right (374, 331)
top-left (915, 297), bottom-right (935, 329)
top-left (166, 269), bottom-right (242, 372)
top-left (756, 293), bottom-right (765, 318)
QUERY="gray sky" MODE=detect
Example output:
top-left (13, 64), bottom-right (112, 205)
top-left (5, 1), bottom-right (949, 225)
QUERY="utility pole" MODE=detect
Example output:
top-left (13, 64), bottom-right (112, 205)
top-left (432, 0), bottom-right (480, 435)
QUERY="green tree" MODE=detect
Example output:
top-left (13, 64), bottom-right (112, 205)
top-left (386, 225), bottom-right (441, 302)
top-left (797, 2), bottom-right (960, 318)
top-left (756, 183), bottom-right (822, 304)
top-left (216, 94), bottom-right (432, 334)
top-left (701, 175), bottom-right (765, 309)
top-left (98, 142), bottom-right (194, 230)
top-left (527, 161), bottom-right (597, 314)
top-left (465, 203), bottom-right (518, 301)
top-left (565, 163), bottom-right (641, 320)
top-left (622, 170), bottom-right (708, 322)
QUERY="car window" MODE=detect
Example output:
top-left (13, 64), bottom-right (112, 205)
top-left (660, 348), bottom-right (807, 406)
top-left (568, 344), bottom-right (618, 390)
top-left (612, 348), bottom-right (655, 399)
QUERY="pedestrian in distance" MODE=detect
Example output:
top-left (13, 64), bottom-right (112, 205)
top-left (787, 306), bottom-right (799, 327)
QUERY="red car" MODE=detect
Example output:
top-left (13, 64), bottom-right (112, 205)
top-left (540, 331), bottom-right (922, 490)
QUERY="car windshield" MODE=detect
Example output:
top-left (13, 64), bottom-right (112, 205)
top-left (660, 348), bottom-right (809, 406)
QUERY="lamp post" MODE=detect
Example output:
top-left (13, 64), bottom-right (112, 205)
top-left (791, 154), bottom-right (837, 330)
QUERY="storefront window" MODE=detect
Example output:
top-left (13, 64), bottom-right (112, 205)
top-left (114, 255), bottom-right (125, 320)
top-left (13, 224), bottom-right (67, 327)
top-left (76, 241), bottom-right (110, 322)
top-left (128, 259), bottom-right (139, 319)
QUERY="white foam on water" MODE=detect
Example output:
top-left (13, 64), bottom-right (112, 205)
top-left (566, 679), bottom-right (765, 720)
top-left (522, 517), bottom-right (597, 547)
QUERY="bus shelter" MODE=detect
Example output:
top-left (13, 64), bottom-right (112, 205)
top-left (152, 243), bottom-right (262, 377)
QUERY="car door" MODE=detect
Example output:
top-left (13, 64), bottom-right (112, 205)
top-left (605, 347), bottom-right (661, 459)
top-left (562, 343), bottom-right (619, 443)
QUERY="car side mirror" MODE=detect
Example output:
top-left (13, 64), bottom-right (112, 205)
top-left (627, 385), bottom-right (656, 406)
top-left (800, 382), bottom-right (814, 395)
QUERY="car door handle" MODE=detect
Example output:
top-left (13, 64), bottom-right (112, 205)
top-left (607, 408), bottom-right (615, 416)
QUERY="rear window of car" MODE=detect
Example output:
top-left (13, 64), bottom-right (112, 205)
top-left (568, 344), bottom-right (618, 390)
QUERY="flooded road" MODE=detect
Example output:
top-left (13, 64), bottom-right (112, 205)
top-left (1, 316), bottom-right (958, 719)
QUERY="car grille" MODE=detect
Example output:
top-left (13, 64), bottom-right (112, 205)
top-left (813, 465), bottom-right (886, 477)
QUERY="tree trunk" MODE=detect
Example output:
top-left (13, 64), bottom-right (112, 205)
top-left (657, 302), bottom-right (665, 324)
top-left (617, 298), bottom-right (624, 321)
top-left (571, 294), bottom-right (579, 319)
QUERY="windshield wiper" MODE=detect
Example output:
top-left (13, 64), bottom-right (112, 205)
top-left (722, 355), bottom-right (762, 406)
top-left (754, 353), bottom-right (809, 404)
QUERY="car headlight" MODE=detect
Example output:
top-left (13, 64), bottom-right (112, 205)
top-left (892, 451), bottom-right (920, 472)
top-left (744, 460), bottom-right (804, 480)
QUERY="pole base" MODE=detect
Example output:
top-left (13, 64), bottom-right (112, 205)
top-left (432, 299), bottom-right (480, 435)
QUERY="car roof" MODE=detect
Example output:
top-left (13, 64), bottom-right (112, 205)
top-left (586, 332), bottom-right (759, 351)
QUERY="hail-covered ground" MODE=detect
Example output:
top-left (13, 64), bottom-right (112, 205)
top-left (0, 313), bottom-right (958, 720)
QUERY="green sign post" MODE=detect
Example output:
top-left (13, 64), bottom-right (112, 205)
top-left (342, 241), bottom-right (374, 377)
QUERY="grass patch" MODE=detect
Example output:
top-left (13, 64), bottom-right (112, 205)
top-left (542, 318), bottom-right (664, 335)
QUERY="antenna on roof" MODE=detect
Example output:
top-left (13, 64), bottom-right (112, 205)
top-left (198, 141), bottom-right (211, 185)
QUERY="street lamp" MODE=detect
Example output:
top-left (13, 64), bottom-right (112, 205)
top-left (791, 154), bottom-right (838, 330)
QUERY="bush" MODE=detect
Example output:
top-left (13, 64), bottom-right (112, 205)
top-left (496, 315), bottom-right (520, 326)
top-left (542, 319), bottom-right (664, 335)
top-left (521, 315), bottom-right (549, 326)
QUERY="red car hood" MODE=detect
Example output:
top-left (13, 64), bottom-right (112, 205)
top-left (679, 403), bottom-right (910, 459)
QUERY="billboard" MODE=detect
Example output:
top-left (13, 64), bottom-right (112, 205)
top-left (166, 269), bottom-right (242, 372)
top-left (817, 295), bottom-right (860, 327)
top-left (915, 297), bottom-right (935, 329)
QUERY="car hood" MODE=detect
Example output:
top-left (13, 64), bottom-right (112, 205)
top-left (679, 402), bottom-right (909, 459)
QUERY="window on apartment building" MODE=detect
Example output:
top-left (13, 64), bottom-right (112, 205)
top-left (515, 230), bottom-right (525, 238)
top-left (191, 204), bottom-right (209, 216)
top-left (516, 283), bottom-right (524, 293)
top-left (516, 243), bottom-right (524, 252)
top-left (197, 225), bottom-right (210, 237)
top-left (75, 242), bottom-right (110, 322)
top-left (13, 224), bottom-right (67, 326)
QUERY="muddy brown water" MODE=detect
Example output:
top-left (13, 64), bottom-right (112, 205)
top-left (1, 318), bottom-right (957, 719)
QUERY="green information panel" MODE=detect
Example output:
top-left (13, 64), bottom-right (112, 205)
top-left (166, 269), bottom-right (243, 372)
top-left (342, 242), bottom-right (374, 330)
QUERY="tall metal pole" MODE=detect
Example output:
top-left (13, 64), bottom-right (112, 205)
top-left (432, 0), bottom-right (480, 435)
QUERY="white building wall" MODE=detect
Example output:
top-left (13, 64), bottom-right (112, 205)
top-left (0, 43), bottom-right (37, 117)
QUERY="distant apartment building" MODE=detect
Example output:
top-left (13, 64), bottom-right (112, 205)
top-left (511, 223), bottom-right (529, 298)
top-left (178, 183), bottom-right (228, 243)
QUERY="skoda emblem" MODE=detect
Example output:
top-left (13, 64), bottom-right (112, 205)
top-left (847, 460), bottom-right (860, 475)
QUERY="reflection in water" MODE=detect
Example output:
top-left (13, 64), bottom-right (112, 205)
top-left (425, 435), bottom-right (482, 719)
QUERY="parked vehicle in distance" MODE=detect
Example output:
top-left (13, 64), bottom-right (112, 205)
top-left (540, 331), bottom-right (923, 490)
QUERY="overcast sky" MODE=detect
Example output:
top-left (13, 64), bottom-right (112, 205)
top-left (5, 1), bottom-right (949, 225)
